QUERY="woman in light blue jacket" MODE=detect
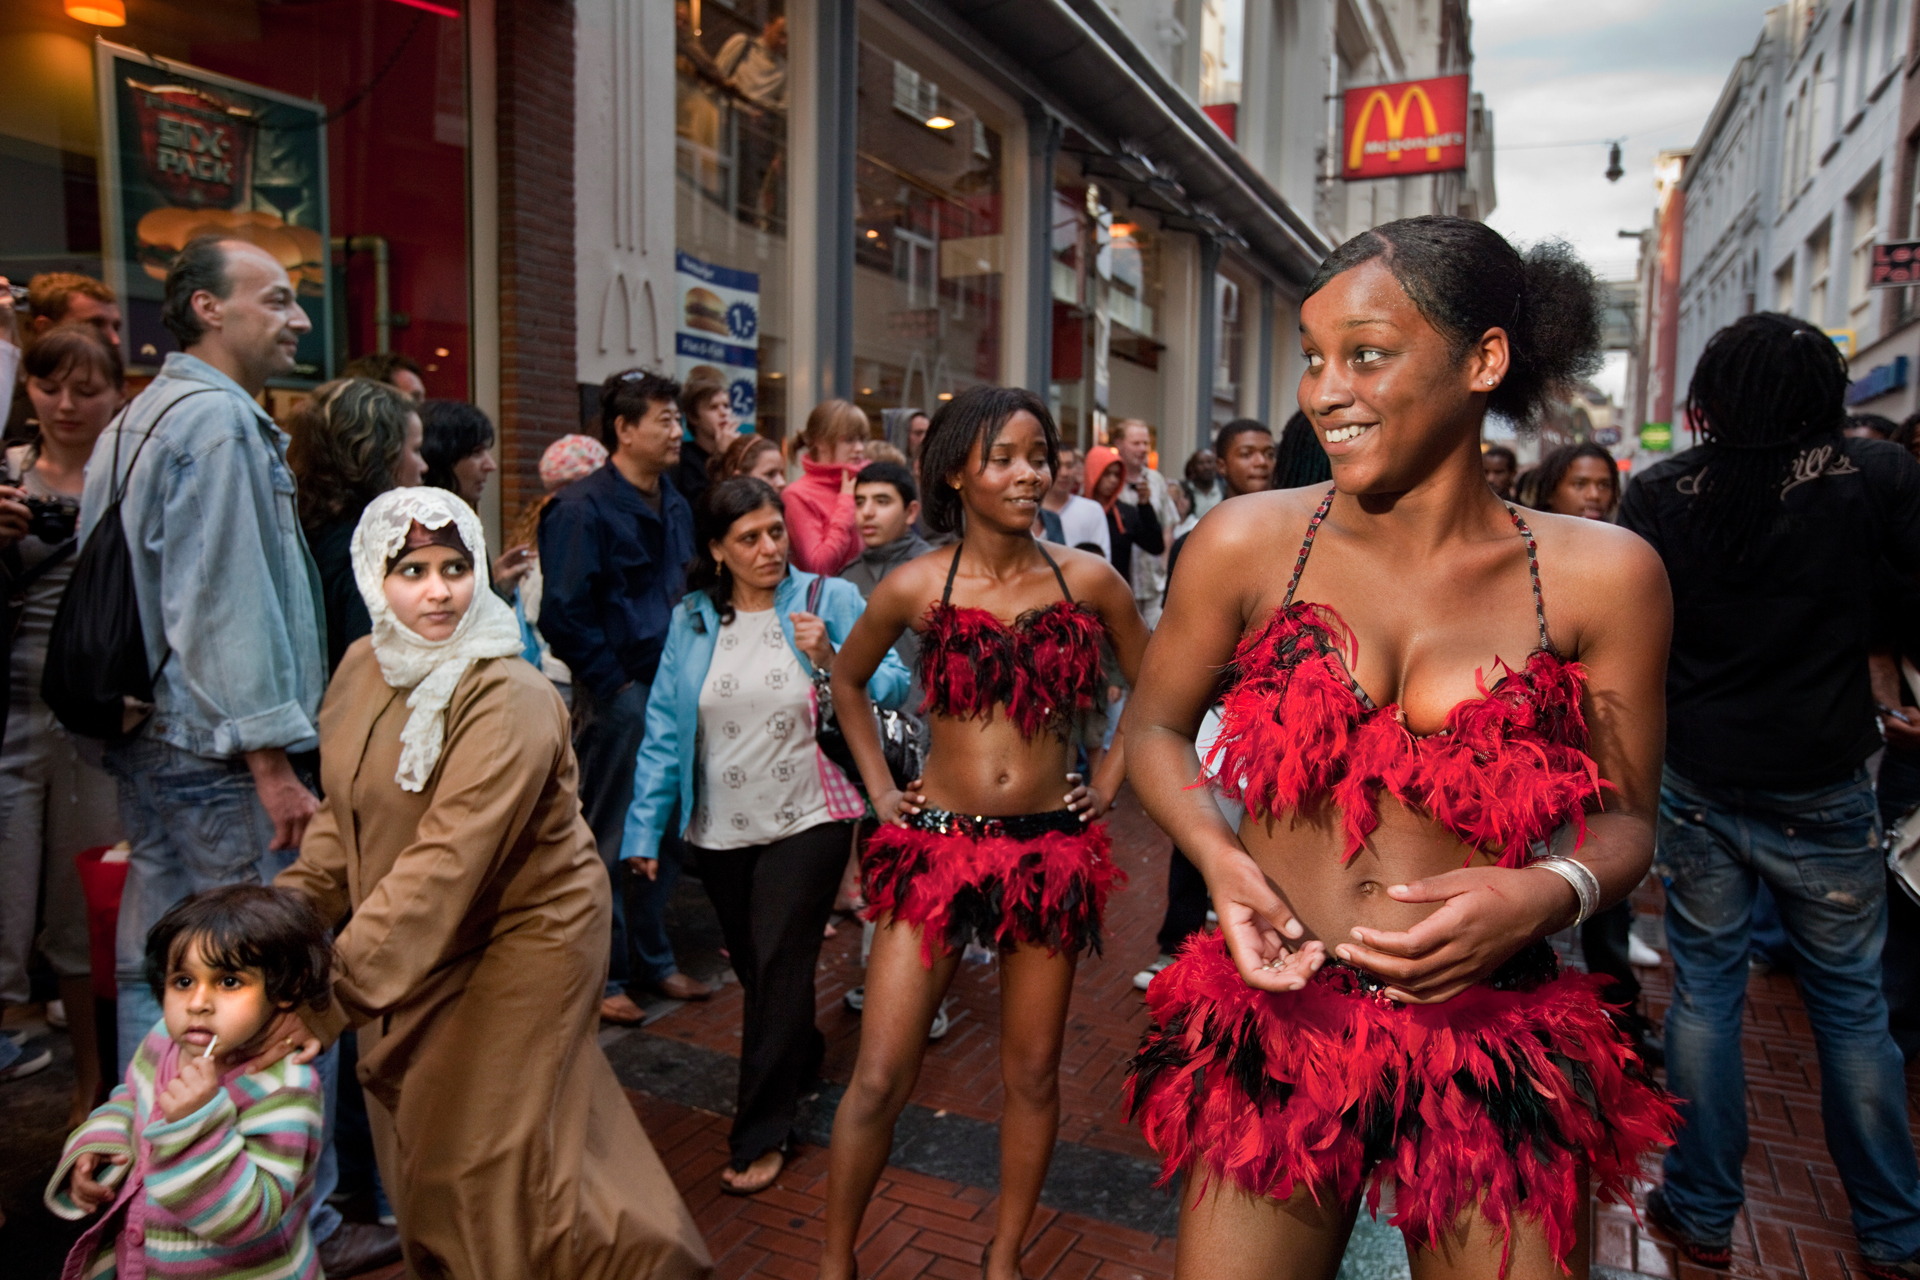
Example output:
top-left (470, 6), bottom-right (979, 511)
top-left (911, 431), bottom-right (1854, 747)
top-left (622, 476), bottom-right (908, 1195)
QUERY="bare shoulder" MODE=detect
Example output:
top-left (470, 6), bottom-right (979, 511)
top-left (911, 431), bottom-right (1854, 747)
top-left (864, 544), bottom-right (953, 625)
top-left (1181, 486), bottom-right (1323, 563)
top-left (1524, 510), bottom-right (1672, 645)
top-left (1051, 542), bottom-right (1131, 608)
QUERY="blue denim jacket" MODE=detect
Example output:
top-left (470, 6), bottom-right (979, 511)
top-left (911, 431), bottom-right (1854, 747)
top-left (78, 354), bottom-right (327, 758)
top-left (620, 569), bottom-right (910, 861)
top-left (536, 463), bottom-right (695, 702)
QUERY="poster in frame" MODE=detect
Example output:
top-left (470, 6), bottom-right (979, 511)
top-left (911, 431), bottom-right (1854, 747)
top-left (94, 38), bottom-right (331, 383)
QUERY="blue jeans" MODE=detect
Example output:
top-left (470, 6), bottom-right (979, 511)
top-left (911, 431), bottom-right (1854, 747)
top-left (103, 738), bottom-right (340, 1244)
top-left (1656, 765), bottom-right (1920, 1262)
top-left (573, 680), bottom-right (683, 991)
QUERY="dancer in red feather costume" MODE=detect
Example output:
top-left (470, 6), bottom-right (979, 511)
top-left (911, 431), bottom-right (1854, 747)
top-left (817, 387), bottom-right (1150, 1280)
top-left (1122, 216), bottom-right (1678, 1280)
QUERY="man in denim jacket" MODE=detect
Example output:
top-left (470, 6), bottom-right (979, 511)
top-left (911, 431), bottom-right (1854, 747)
top-left (78, 238), bottom-right (402, 1276)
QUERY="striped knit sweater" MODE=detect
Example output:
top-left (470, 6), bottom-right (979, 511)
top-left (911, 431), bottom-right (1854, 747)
top-left (44, 1021), bottom-right (323, 1280)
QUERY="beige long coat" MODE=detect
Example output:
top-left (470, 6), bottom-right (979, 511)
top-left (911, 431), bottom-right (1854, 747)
top-left (277, 645), bottom-right (711, 1280)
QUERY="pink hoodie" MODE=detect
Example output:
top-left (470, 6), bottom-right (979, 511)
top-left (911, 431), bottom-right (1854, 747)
top-left (783, 455), bottom-right (864, 575)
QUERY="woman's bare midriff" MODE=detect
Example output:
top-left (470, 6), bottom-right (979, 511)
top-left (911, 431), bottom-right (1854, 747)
top-left (1239, 799), bottom-right (1501, 947)
top-left (920, 714), bottom-right (1077, 816)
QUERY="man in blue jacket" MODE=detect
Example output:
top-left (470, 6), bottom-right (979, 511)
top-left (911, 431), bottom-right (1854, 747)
top-left (538, 368), bottom-right (711, 1018)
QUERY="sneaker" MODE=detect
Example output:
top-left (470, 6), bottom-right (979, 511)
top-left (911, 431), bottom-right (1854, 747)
top-left (0, 1044), bottom-right (53, 1082)
top-left (1644, 1186), bottom-right (1731, 1268)
top-left (1133, 955), bottom-right (1176, 992)
top-left (928, 1000), bottom-right (951, 1041)
top-left (47, 999), bottom-right (68, 1029)
top-left (843, 985), bottom-right (865, 1013)
top-left (1205, 910), bottom-right (1218, 924)
top-left (1628, 934), bottom-right (1663, 968)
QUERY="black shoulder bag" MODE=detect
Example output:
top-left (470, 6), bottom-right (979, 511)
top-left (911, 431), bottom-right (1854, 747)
top-left (805, 574), bottom-right (922, 791)
top-left (43, 391), bottom-right (213, 741)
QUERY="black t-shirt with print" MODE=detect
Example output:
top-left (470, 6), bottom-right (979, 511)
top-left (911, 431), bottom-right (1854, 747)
top-left (1618, 435), bottom-right (1920, 790)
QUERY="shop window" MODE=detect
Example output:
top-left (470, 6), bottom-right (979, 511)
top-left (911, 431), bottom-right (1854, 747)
top-left (852, 36), bottom-right (1002, 426)
top-left (676, 0), bottom-right (789, 441)
top-left (1, 0), bottom-right (473, 399)
top-left (1807, 221), bottom-right (1831, 325)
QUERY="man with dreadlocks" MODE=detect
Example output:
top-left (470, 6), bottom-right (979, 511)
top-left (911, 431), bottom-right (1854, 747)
top-left (1620, 311), bottom-right (1920, 1279)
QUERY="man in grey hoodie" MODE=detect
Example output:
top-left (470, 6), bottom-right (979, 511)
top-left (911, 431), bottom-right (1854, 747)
top-left (840, 460), bottom-right (932, 686)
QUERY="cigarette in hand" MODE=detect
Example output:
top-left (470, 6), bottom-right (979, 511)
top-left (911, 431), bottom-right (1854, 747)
top-left (203, 1034), bottom-right (218, 1060)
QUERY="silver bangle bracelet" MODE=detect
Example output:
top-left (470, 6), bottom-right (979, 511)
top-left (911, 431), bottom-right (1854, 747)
top-left (1530, 855), bottom-right (1600, 928)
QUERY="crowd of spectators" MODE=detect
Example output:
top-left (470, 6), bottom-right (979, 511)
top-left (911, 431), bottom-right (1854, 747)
top-left (4, 234), bottom-right (1918, 1280)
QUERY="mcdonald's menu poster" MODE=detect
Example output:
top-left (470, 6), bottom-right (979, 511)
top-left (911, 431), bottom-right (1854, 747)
top-left (97, 42), bottom-right (331, 380)
top-left (1342, 75), bottom-right (1471, 180)
top-left (675, 250), bottom-right (760, 434)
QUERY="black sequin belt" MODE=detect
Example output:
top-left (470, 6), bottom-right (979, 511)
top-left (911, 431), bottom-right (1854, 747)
top-left (908, 806), bottom-right (1087, 841)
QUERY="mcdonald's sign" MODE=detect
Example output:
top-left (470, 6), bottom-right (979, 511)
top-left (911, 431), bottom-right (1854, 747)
top-left (1342, 75), bottom-right (1471, 180)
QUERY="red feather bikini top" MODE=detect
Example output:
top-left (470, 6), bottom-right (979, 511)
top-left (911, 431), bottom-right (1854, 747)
top-left (919, 542), bottom-right (1107, 740)
top-left (1204, 488), bottom-right (1605, 868)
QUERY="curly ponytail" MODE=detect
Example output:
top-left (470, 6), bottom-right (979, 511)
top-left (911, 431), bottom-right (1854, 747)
top-left (1304, 215), bottom-right (1603, 427)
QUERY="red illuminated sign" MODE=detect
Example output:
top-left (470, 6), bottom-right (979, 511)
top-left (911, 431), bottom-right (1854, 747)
top-left (1342, 75), bottom-right (1470, 180)
top-left (1871, 241), bottom-right (1920, 288)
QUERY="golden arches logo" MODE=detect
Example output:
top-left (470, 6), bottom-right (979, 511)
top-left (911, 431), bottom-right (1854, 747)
top-left (1347, 85), bottom-right (1441, 171)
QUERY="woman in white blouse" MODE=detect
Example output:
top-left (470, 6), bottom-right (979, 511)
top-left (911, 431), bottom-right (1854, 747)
top-left (621, 476), bottom-right (910, 1194)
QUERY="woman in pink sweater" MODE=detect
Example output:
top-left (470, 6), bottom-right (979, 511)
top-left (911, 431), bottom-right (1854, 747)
top-left (783, 399), bottom-right (869, 574)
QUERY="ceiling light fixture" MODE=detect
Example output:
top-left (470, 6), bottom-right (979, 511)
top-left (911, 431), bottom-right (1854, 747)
top-left (64, 0), bottom-right (126, 25)
top-left (924, 115), bottom-right (955, 130)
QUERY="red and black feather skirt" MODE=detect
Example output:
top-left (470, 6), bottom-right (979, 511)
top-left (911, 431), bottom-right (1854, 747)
top-left (1125, 934), bottom-right (1677, 1270)
top-left (860, 809), bottom-right (1124, 967)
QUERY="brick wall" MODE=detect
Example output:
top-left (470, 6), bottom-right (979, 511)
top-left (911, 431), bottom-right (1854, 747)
top-left (496, 0), bottom-right (579, 524)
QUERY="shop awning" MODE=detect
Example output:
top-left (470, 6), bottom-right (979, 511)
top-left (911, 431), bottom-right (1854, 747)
top-left (933, 0), bottom-right (1333, 286)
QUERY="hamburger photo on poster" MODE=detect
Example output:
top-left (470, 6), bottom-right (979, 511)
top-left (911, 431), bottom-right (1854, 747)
top-left (98, 41), bottom-right (332, 380)
top-left (675, 250), bottom-right (761, 435)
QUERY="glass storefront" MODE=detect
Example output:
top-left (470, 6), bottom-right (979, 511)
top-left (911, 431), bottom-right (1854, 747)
top-left (675, 0), bottom-right (789, 441)
top-left (0, 0), bottom-right (473, 399)
top-left (851, 28), bottom-right (1003, 429)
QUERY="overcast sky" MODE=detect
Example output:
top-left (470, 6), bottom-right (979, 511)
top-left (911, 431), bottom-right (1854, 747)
top-left (1475, 0), bottom-right (1771, 398)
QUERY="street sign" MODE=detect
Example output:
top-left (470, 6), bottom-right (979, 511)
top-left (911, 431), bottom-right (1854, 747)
top-left (1872, 241), bottom-right (1920, 288)
top-left (1342, 76), bottom-right (1470, 180)
top-left (1594, 426), bottom-right (1622, 446)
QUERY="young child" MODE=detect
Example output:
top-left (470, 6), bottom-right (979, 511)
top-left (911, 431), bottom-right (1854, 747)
top-left (45, 884), bottom-right (332, 1279)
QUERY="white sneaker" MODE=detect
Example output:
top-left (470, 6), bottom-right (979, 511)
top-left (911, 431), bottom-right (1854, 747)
top-left (928, 1000), bottom-right (951, 1041)
top-left (843, 985), bottom-right (865, 1013)
top-left (0, 1044), bottom-right (52, 1082)
top-left (47, 1000), bottom-right (68, 1029)
top-left (1205, 910), bottom-right (1218, 924)
top-left (1628, 934), bottom-right (1663, 968)
top-left (1133, 955), bottom-right (1176, 991)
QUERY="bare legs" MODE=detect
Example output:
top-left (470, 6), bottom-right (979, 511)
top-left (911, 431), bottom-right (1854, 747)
top-left (1172, 1167), bottom-right (1590, 1280)
top-left (987, 944), bottom-right (1075, 1280)
top-left (818, 922), bottom-right (1079, 1280)
top-left (819, 919), bottom-right (960, 1280)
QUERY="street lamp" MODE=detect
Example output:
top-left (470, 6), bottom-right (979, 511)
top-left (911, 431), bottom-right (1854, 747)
top-left (1606, 141), bottom-right (1625, 183)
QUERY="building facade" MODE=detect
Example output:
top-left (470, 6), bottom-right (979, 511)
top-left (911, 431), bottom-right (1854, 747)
top-left (1637, 0), bottom-right (1914, 437)
top-left (2, 0), bottom-right (1488, 540)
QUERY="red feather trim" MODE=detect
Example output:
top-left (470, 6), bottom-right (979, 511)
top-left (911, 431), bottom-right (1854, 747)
top-left (860, 821), bottom-right (1124, 966)
top-left (1125, 934), bottom-right (1677, 1271)
top-left (920, 602), bottom-right (1106, 740)
top-left (1205, 603), bottom-right (1609, 867)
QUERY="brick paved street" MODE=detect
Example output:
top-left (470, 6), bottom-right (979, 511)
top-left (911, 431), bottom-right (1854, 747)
top-left (3, 787), bottom-right (1917, 1280)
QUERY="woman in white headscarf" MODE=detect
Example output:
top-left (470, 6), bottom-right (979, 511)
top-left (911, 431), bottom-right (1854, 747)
top-left (274, 487), bottom-right (711, 1280)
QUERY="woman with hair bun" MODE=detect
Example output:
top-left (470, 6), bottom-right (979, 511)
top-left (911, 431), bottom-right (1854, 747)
top-left (816, 386), bottom-right (1150, 1280)
top-left (1123, 215), bottom-right (1678, 1279)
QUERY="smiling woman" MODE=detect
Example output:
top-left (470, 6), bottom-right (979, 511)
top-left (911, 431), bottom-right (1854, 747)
top-left (1122, 215), bottom-right (1678, 1280)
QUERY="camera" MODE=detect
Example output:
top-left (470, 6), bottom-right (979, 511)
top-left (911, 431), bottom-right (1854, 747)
top-left (25, 495), bottom-right (78, 543)
top-left (6, 284), bottom-right (27, 310)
